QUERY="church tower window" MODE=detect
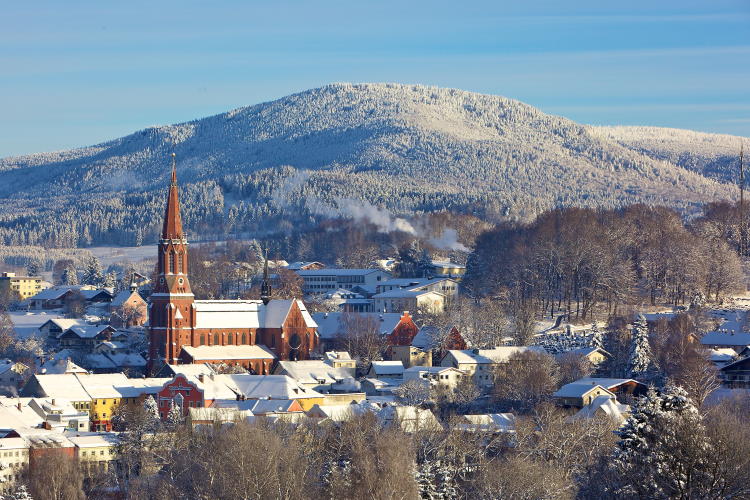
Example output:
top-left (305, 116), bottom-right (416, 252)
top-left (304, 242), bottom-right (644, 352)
top-left (178, 253), bottom-right (184, 274)
top-left (213, 333), bottom-right (219, 345)
top-left (242, 333), bottom-right (247, 344)
top-left (168, 253), bottom-right (175, 274)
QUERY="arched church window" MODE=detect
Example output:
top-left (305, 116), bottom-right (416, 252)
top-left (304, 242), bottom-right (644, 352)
top-left (213, 333), bottom-right (219, 345)
top-left (227, 333), bottom-right (233, 345)
top-left (168, 253), bottom-right (175, 274)
top-left (242, 333), bottom-right (247, 344)
top-left (200, 334), bottom-right (205, 346)
top-left (178, 253), bottom-right (184, 274)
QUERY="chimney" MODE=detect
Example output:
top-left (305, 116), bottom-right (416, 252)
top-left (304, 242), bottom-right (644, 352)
top-left (198, 374), bottom-right (204, 383)
top-left (17, 402), bottom-right (22, 411)
top-left (51, 398), bottom-right (55, 406)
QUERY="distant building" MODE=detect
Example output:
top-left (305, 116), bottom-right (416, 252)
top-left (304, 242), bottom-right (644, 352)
top-left (373, 289), bottom-right (446, 314)
top-left (426, 260), bottom-right (466, 280)
top-left (0, 272), bottom-right (44, 300)
top-left (441, 347), bottom-right (547, 387)
top-left (28, 286), bottom-right (112, 310)
top-left (297, 268), bottom-right (391, 295)
top-left (553, 382), bottom-right (616, 408)
top-left (109, 288), bottom-right (148, 328)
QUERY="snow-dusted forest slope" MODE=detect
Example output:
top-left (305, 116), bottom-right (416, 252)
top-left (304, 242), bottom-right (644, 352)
top-left (0, 83), bottom-right (745, 246)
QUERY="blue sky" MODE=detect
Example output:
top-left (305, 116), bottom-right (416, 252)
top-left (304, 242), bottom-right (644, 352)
top-left (2, 1), bottom-right (749, 157)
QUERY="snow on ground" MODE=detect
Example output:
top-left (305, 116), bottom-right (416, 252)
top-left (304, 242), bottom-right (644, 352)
top-left (88, 245), bottom-right (157, 268)
top-left (705, 387), bottom-right (750, 406)
top-left (9, 310), bottom-right (63, 339)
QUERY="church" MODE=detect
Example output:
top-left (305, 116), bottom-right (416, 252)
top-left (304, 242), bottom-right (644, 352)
top-left (147, 156), bottom-right (318, 374)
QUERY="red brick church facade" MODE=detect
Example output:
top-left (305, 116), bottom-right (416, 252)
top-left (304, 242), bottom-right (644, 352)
top-left (148, 158), bottom-right (318, 374)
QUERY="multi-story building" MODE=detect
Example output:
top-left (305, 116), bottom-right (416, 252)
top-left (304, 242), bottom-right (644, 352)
top-left (0, 272), bottom-right (43, 300)
top-left (297, 268), bottom-right (391, 295)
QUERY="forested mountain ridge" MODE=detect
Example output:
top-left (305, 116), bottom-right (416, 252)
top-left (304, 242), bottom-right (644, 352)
top-left (0, 83), bottom-right (743, 247)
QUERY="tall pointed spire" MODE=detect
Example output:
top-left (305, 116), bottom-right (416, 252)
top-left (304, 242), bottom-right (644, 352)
top-left (162, 153), bottom-right (184, 240)
top-left (261, 245), bottom-right (272, 305)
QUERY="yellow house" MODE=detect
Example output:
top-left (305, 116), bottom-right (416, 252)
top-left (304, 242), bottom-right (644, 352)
top-left (74, 373), bottom-right (129, 431)
top-left (0, 272), bottom-right (43, 300)
top-left (69, 434), bottom-right (119, 474)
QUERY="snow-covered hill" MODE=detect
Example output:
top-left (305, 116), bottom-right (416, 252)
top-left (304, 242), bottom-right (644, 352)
top-left (0, 83), bottom-right (745, 246)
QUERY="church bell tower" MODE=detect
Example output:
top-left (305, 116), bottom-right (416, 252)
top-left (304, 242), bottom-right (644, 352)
top-left (148, 154), bottom-right (195, 372)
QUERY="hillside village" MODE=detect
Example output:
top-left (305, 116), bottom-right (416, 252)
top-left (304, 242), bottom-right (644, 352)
top-left (0, 161), bottom-right (747, 497)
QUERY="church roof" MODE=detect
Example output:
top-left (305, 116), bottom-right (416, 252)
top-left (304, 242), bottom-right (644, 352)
top-left (192, 299), bottom-right (317, 330)
top-left (181, 344), bottom-right (276, 361)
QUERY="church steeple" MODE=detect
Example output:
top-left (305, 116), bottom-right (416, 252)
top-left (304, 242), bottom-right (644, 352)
top-left (162, 153), bottom-right (184, 240)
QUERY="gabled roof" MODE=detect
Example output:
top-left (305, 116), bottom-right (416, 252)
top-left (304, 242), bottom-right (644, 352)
top-left (311, 312), bottom-right (403, 339)
top-left (460, 413), bottom-right (516, 432)
top-left (193, 299), bottom-right (317, 330)
top-left (39, 318), bottom-right (86, 331)
top-left (553, 382), bottom-right (615, 399)
top-left (700, 331), bottom-right (750, 347)
top-left (110, 289), bottom-right (144, 308)
top-left (181, 344), bottom-right (276, 361)
top-left (576, 377), bottom-right (644, 389)
top-left (569, 395), bottom-right (630, 422)
top-left (62, 324), bottom-right (113, 339)
top-left (446, 346), bottom-right (546, 364)
top-left (369, 361), bottom-right (404, 376)
top-left (297, 268), bottom-right (386, 277)
top-left (74, 373), bottom-right (129, 399)
top-left (115, 378), bottom-right (172, 398)
top-left (226, 374), bottom-right (323, 400)
top-left (26, 374), bottom-right (91, 401)
top-left (276, 360), bottom-right (352, 385)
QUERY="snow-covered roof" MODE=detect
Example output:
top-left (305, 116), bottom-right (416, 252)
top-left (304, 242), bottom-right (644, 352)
top-left (193, 299), bottom-right (316, 330)
top-left (403, 366), bottom-right (459, 375)
top-left (62, 324), bottom-right (112, 339)
top-left (83, 354), bottom-right (117, 370)
top-left (226, 374), bottom-right (323, 400)
top-left (0, 398), bottom-right (45, 431)
top-left (28, 374), bottom-right (92, 401)
top-left (553, 382), bottom-right (614, 399)
top-left (311, 312), bottom-right (402, 339)
top-left (115, 378), bottom-right (171, 398)
top-left (411, 326), bottom-right (438, 350)
top-left (325, 351), bottom-right (352, 361)
top-left (181, 344), bottom-right (276, 361)
top-left (67, 433), bottom-right (119, 448)
top-left (74, 373), bottom-right (129, 399)
top-left (446, 346), bottom-right (546, 365)
top-left (372, 289), bottom-right (440, 299)
top-left (459, 413), bottom-right (516, 432)
top-left (369, 361), bottom-right (404, 376)
top-left (297, 268), bottom-right (385, 277)
top-left (110, 290), bottom-right (143, 308)
top-left (708, 348), bottom-right (737, 363)
top-left (194, 300), bottom-right (261, 329)
top-left (247, 399), bottom-right (303, 414)
top-left (105, 351), bottom-right (147, 368)
top-left (164, 364), bottom-right (216, 377)
top-left (40, 318), bottom-right (86, 331)
top-left (429, 260), bottom-right (465, 269)
top-left (569, 395), bottom-right (630, 422)
top-left (576, 377), bottom-right (643, 389)
top-left (40, 357), bottom-right (88, 375)
top-left (276, 360), bottom-right (352, 385)
top-left (700, 331), bottom-right (750, 347)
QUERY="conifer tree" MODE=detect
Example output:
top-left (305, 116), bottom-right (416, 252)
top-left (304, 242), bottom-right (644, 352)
top-left (60, 265), bottom-right (78, 285)
top-left (590, 323), bottom-right (604, 350)
top-left (166, 403), bottom-right (183, 429)
top-left (628, 314), bottom-right (656, 379)
top-left (82, 256), bottom-right (104, 287)
top-left (610, 385), bottom-right (712, 498)
top-left (143, 395), bottom-right (160, 428)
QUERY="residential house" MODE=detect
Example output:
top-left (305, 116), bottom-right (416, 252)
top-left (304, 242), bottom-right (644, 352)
top-left (109, 288), bottom-right (148, 327)
top-left (74, 373), bottom-right (129, 431)
top-left (720, 356), bottom-right (750, 388)
top-left (553, 382), bottom-right (616, 408)
top-left (456, 413), bottom-right (516, 434)
top-left (441, 347), bottom-right (548, 387)
top-left (57, 325), bottom-right (116, 350)
top-left (556, 347), bottom-right (609, 366)
top-left (378, 405), bottom-right (442, 432)
top-left (367, 361), bottom-right (405, 379)
top-left (701, 331), bottom-right (750, 353)
top-left (274, 360), bottom-right (355, 392)
top-left (0, 438), bottom-right (29, 490)
top-left (21, 373), bottom-right (93, 415)
top-left (426, 260), bottom-right (466, 280)
top-left (28, 286), bottom-right (112, 310)
top-left (324, 352), bottom-right (357, 371)
top-left (27, 398), bottom-right (88, 431)
top-left (568, 395), bottom-right (630, 423)
top-left (312, 312), bottom-right (407, 351)
top-left (69, 433), bottom-right (119, 474)
top-left (576, 378), bottom-right (648, 402)
top-left (373, 289), bottom-right (446, 314)
top-left (389, 345), bottom-right (432, 369)
top-left (0, 360), bottom-right (29, 395)
top-left (403, 366), bottom-right (466, 392)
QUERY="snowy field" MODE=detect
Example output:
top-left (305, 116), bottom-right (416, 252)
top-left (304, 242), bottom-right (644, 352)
top-left (9, 310), bottom-right (63, 339)
top-left (88, 245), bottom-right (157, 268)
